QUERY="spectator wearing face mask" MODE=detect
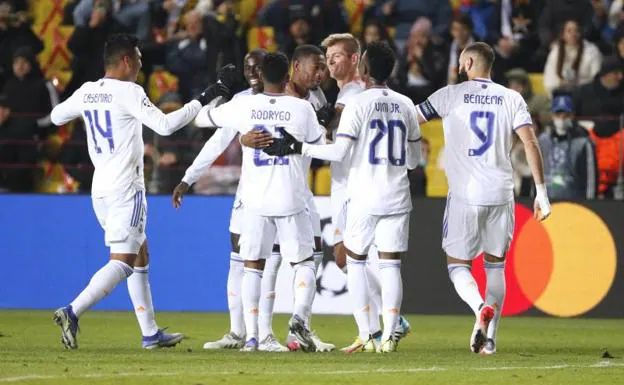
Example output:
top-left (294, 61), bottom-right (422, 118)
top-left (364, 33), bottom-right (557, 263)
top-left (538, 94), bottom-right (598, 199)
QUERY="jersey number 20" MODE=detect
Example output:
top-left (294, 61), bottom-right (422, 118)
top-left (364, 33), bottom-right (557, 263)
top-left (468, 111), bottom-right (494, 156)
top-left (369, 119), bottom-right (406, 166)
top-left (84, 110), bottom-right (114, 154)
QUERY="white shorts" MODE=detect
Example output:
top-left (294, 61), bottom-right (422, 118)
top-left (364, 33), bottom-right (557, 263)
top-left (343, 208), bottom-right (410, 256)
top-left (239, 210), bottom-right (314, 264)
top-left (228, 197), bottom-right (243, 235)
top-left (331, 187), bottom-right (348, 245)
top-left (306, 194), bottom-right (322, 238)
top-left (92, 189), bottom-right (146, 254)
top-left (442, 195), bottom-right (514, 260)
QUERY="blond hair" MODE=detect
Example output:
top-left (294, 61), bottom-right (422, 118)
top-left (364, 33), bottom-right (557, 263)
top-left (321, 33), bottom-right (361, 56)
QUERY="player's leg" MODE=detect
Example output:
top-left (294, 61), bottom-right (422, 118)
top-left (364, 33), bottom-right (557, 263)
top-left (364, 249), bottom-right (383, 343)
top-left (375, 213), bottom-right (410, 353)
top-left (277, 212), bottom-right (317, 352)
top-left (305, 201), bottom-right (335, 352)
top-left (239, 214), bottom-right (274, 351)
top-left (130, 240), bottom-right (185, 349)
top-left (442, 196), bottom-right (491, 353)
top-left (258, 244), bottom-right (288, 352)
top-left (341, 209), bottom-right (376, 353)
top-left (480, 202), bottom-right (514, 355)
top-left (54, 194), bottom-right (138, 349)
top-left (204, 203), bottom-right (247, 349)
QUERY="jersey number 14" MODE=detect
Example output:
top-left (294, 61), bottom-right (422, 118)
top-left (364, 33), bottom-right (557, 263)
top-left (84, 110), bottom-right (114, 154)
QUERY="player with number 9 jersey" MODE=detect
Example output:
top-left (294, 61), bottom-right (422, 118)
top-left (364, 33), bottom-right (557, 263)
top-left (417, 79), bottom-right (531, 206)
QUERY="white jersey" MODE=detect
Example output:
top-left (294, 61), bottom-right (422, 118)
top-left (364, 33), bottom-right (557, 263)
top-left (182, 89), bottom-right (252, 203)
top-left (51, 78), bottom-right (201, 197)
top-left (332, 81), bottom-right (364, 193)
top-left (337, 87), bottom-right (421, 215)
top-left (207, 92), bottom-right (323, 216)
top-left (302, 87), bottom-right (327, 198)
top-left (417, 78), bottom-right (532, 205)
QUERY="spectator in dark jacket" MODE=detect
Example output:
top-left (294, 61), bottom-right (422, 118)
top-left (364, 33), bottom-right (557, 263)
top-left (2, 47), bottom-right (59, 136)
top-left (0, 93), bottom-right (39, 192)
top-left (539, 94), bottom-right (598, 199)
top-left (165, 10), bottom-right (217, 102)
top-left (0, 0), bottom-right (43, 88)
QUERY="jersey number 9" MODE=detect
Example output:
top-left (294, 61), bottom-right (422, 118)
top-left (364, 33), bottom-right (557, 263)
top-left (84, 110), bottom-right (114, 154)
top-left (369, 119), bottom-right (406, 166)
top-left (468, 111), bottom-right (495, 156)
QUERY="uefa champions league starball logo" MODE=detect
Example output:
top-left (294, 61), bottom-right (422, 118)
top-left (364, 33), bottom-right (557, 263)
top-left (315, 217), bottom-right (348, 297)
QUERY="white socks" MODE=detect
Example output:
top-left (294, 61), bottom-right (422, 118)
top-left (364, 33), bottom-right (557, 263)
top-left (347, 256), bottom-right (370, 341)
top-left (127, 265), bottom-right (159, 337)
top-left (259, 252), bottom-right (282, 341)
top-left (241, 267), bottom-right (263, 341)
top-left (293, 260), bottom-right (316, 321)
top-left (366, 265), bottom-right (382, 335)
top-left (227, 252), bottom-right (245, 338)
top-left (70, 260), bottom-right (133, 317)
top-left (448, 264), bottom-right (484, 316)
top-left (379, 259), bottom-right (402, 341)
top-left (485, 259), bottom-right (506, 341)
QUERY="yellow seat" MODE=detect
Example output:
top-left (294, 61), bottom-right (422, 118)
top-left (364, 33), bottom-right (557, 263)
top-left (314, 166), bottom-right (331, 196)
top-left (147, 70), bottom-right (179, 102)
top-left (247, 26), bottom-right (277, 52)
top-left (529, 73), bottom-right (546, 97)
top-left (419, 120), bottom-right (448, 197)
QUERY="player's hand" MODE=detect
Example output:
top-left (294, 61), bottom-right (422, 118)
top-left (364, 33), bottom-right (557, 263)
top-left (533, 184), bottom-right (551, 221)
top-left (316, 103), bottom-right (336, 128)
top-left (172, 181), bottom-right (190, 209)
top-left (240, 129), bottom-right (274, 149)
top-left (197, 83), bottom-right (231, 106)
top-left (263, 129), bottom-right (302, 156)
top-left (216, 64), bottom-right (239, 90)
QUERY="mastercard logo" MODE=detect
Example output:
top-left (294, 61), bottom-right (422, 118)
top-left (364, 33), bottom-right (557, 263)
top-left (471, 202), bottom-right (617, 317)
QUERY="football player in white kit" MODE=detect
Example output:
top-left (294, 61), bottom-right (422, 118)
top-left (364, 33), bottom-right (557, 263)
top-left (279, 44), bottom-right (335, 352)
top-left (50, 34), bottom-right (229, 349)
top-left (415, 42), bottom-right (551, 355)
top-left (322, 33), bottom-right (410, 353)
top-left (265, 42), bottom-right (422, 353)
top-left (190, 52), bottom-right (324, 352)
top-left (172, 49), bottom-right (292, 352)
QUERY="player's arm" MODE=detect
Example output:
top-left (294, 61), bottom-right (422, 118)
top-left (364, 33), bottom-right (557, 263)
top-left (50, 90), bottom-right (82, 126)
top-left (301, 103), bottom-right (353, 161)
top-left (515, 124), bottom-right (551, 220)
top-left (414, 86), bottom-right (451, 125)
top-left (173, 126), bottom-right (238, 208)
top-left (406, 106), bottom-right (424, 169)
top-left (132, 83), bottom-right (228, 136)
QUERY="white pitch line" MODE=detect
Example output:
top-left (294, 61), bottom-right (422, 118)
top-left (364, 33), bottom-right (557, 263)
top-left (0, 362), bottom-right (622, 383)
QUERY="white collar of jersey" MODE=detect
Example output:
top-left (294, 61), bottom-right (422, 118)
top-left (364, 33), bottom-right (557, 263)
top-left (472, 78), bottom-right (493, 83)
top-left (262, 91), bottom-right (287, 96)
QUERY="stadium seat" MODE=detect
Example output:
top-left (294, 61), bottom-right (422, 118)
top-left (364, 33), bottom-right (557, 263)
top-left (420, 120), bottom-right (449, 197)
top-left (529, 73), bottom-right (546, 97)
top-left (314, 166), bottom-right (332, 196)
top-left (147, 70), bottom-right (179, 103)
top-left (247, 26), bottom-right (278, 52)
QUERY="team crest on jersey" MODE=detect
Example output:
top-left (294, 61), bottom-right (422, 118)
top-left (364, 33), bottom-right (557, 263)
top-left (482, 84), bottom-right (487, 89)
top-left (142, 96), bottom-right (155, 109)
top-left (270, 98), bottom-right (276, 104)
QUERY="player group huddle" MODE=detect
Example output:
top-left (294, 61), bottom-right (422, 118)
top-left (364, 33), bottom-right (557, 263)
top-left (49, 32), bottom-right (552, 355)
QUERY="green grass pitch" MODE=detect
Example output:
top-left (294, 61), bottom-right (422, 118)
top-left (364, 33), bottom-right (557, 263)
top-left (0, 311), bottom-right (622, 384)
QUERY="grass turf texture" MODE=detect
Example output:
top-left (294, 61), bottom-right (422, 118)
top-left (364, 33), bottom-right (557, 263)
top-left (0, 311), bottom-right (622, 384)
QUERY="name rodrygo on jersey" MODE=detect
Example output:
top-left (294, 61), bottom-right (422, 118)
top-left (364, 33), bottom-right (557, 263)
top-left (206, 92), bottom-right (323, 216)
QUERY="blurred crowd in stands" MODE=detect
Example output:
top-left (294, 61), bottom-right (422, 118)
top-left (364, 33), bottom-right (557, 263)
top-left (0, 0), bottom-right (622, 199)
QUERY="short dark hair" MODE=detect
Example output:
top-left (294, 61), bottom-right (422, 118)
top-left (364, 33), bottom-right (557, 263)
top-left (247, 48), bottom-right (268, 59)
top-left (364, 41), bottom-right (396, 84)
top-left (260, 52), bottom-right (290, 84)
top-left (464, 42), bottom-right (495, 70)
top-left (292, 44), bottom-right (324, 63)
top-left (453, 13), bottom-right (473, 31)
top-left (103, 34), bottom-right (139, 68)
